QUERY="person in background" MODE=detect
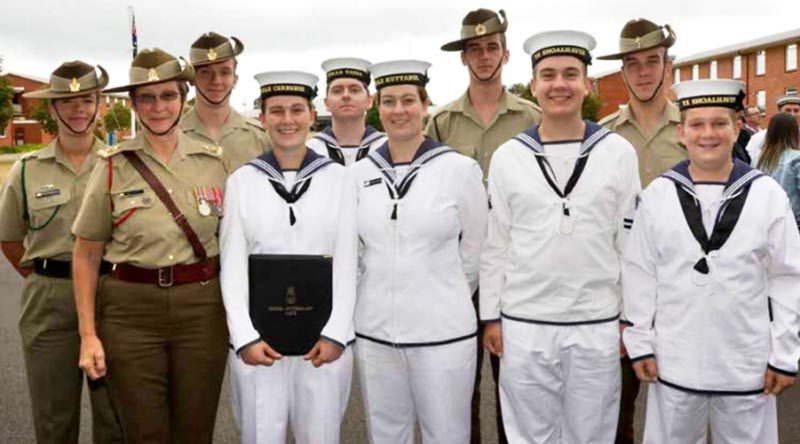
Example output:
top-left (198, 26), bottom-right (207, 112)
top-left (754, 112), bottom-right (800, 225)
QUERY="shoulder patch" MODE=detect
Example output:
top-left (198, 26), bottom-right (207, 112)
top-left (97, 144), bottom-right (122, 159)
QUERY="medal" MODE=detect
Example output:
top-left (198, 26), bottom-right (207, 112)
top-left (212, 187), bottom-right (224, 216)
top-left (195, 187), bottom-right (212, 216)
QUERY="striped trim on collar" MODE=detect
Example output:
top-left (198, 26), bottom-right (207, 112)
top-left (513, 120), bottom-right (612, 156)
top-left (248, 148), bottom-right (335, 192)
top-left (314, 125), bottom-right (384, 149)
top-left (662, 159), bottom-right (764, 199)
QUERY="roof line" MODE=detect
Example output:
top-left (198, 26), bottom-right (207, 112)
top-left (674, 27), bottom-right (800, 65)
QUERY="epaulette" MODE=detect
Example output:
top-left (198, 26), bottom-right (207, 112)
top-left (245, 118), bottom-right (266, 132)
top-left (21, 151), bottom-right (40, 160)
top-left (97, 144), bottom-right (123, 159)
top-left (598, 110), bottom-right (622, 128)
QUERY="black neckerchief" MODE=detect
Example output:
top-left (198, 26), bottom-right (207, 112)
top-left (248, 148), bottom-right (335, 225)
top-left (661, 159), bottom-right (764, 274)
top-left (315, 125), bottom-right (384, 165)
top-left (366, 137), bottom-right (453, 220)
top-left (513, 121), bottom-right (612, 216)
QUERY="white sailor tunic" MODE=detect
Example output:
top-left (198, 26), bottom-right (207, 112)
top-left (623, 159), bottom-right (800, 394)
top-left (352, 137), bottom-right (487, 346)
top-left (307, 125), bottom-right (387, 167)
top-left (480, 121), bottom-right (641, 324)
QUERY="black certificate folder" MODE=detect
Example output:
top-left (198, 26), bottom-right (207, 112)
top-left (248, 254), bottom-right (333, 356)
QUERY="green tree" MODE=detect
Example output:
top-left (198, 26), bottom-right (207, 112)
top-left (0, 57), bottom-right (15, 134)
top-left (31, 99), bottom-right (58, 135)
top-left (507, 83), bottom-right (604, 122)
top-left (365, 102), bottom-right (383, 131)
top-left (103, 102), bottom-right (132, 133)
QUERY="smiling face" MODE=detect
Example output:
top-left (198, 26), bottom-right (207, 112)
top-left (193, 58), bottom-right (237, 106)
top-left (50, 93), bottom-right (98, 134)
top-left (132, 81), bottom-right (184, 135)
top-left (377, 84), bottom-right (427, 143)
top-left (324, 77), bottom-right (372, 120)
top-left (461, 33), bottom-right (508, 81)
top-left (621, 46), bottom-right (667, 102)
top-left (260, 95), bottom-right (315, 151)
top-left (531, 56), bottom-right (591, 119)
top-left (679, 107), bottom-right (739, 171)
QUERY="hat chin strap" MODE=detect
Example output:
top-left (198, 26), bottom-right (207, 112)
top-left (138, 101), bottom-right (185, 137)
top-left (195, 85), bottom-right (233, 106)
top-left (623, 62), bottom-right (667, 104)
top-left (53, 104), bottom-right (97, 136)
top-left (468, 57), bottom-right (504, 83)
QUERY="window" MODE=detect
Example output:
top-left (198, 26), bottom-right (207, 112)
top-left (733, 55), bottom-right (742, 79)
top-left (0, 123), bottom-right (6, 138)
top-left (710, 61), bottom-right (718, 79)
top-left (692, 64), bottom-right (699, 80)
top-left (757, 91), bottom-right (766, 110)
top-left (787, 86), bottom-right (798, 95)
top-left (674, 68), bottom-right (681, 82)
top-left (756, 50), bottom-right (766, 75)
top-left (787, 44), bottom-right (798, 71)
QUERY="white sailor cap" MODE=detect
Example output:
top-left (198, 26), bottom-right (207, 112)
top-left (671, 79), bottom-right (746, 111)
top-left (254, 71), bottom-right (319, 100)
top-left (369, 60), bottom-right (431, 90)
top-left (321, 58), bottom-right (372, 85)
top-left (777, 94), bottom-right (800, 108)
top-left (523, 30), bottom-right (596, 67)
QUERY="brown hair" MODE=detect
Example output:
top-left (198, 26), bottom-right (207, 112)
top-left (260, 96), bottom-right (314, 114)
top-left (757, 112), bottom-right (800, 173)
top-left (375, 86), bottom-right (430, 106)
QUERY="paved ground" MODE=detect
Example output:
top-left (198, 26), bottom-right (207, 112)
top-left (0, 257), bottom-right (798, 443)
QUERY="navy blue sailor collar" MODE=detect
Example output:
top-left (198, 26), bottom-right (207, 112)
top-left (513, 120), bottom-right (612, 156)
top-left (367, 136), bottom-right (454, 186)
top-left (662, 159), bottom-right (764, 199)
top-left (315, 125), bottom-right (384, 148)
top-left (248, 147), bottom-right (335, 187)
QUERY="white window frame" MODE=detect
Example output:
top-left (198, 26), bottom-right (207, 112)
top-left (692, 64), bottom-right (700, 80)
top-left (787, 44), bottom-right (798, 71)
top-left (756, 50), bottom-right (766, 76)
top-left (786, 86), bottom-right (798, 95)
top-left (757, 90), bottom-right (767, 110)
top-left (674, 68), bottom-right (681, 82)
top-left (710, 61), bottom-right (718, 79)
top-left (733, 55), bottom-right (742, 79)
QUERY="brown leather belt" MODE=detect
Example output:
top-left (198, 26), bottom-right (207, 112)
top-left (110, 257), bottom-right (219, 287)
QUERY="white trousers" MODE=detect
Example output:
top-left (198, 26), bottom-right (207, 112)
top-left (229, 347), bottom-right (353, 444)
top-left (356, 338), bottom-right (476, 444)
top-left (499, 318), bottom-right (621, 444)
top-left (643, 382), bottom-right (778, 444)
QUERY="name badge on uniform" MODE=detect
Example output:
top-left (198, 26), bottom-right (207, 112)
top-left (35, 185), bottom-right (60, 199)
top-left (363, 177), bottom-right (382, 188)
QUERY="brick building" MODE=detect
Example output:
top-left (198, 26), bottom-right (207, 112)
top-left (0, 71), bottom-right (132, 148)
top-left (593, 28), bottom-right (800, 121)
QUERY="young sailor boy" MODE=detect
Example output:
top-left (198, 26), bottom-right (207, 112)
top-left (623, 79), bottom-right (800, 443)
top-left (307, 58), bottom-right (386, 166)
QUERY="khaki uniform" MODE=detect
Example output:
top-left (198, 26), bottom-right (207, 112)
top-left (180, 106), bottom-right (269, 172)
top-left (0, 139), bottom-right (122, 444)
top-left (599, 101), bottom-right (686, 187)
top-left (71, 132), bottom-right (229, 444)
top-left (425, 89), bottom-right (541, 178)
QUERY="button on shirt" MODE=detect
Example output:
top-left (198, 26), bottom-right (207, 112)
top-left (425, 89), bottom-right (541, 179)
top-left (600, 101), bottom-right (685, 187)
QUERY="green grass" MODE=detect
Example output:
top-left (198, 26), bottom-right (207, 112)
top-left (0, 143), bottom-right (46, 154)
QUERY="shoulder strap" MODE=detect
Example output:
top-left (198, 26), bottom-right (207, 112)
top-left (121, 151), bottom-right (207, 261)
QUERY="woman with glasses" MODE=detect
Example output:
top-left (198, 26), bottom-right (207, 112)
top-left (71, 48), bottom-right (229, 444)
top-left (352, 60), bottom-right (488, 443)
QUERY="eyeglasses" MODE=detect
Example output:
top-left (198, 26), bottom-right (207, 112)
top-left (134, 91), bottom-right (181, 105)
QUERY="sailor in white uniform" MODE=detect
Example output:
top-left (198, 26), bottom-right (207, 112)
top-left (352, 60), bottom-right (488, 444)
top-left (219, 71), bottom-right (358, 444)
top-left (480, 31), bottom-right (641, 443)
top-left (623, 79), bottom-right (800, 444)
top-left (307, 58), bottom-right (387, 166)
top-left (744, 94), bottom-right (800, 162)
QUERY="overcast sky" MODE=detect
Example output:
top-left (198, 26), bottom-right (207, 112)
top-left (2, 0), bottom-right (799, 112)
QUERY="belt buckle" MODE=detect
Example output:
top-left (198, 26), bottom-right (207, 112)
top-left (158, 266), bottom-right (174, 287)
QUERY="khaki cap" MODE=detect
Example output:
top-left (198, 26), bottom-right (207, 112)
top-left (24, 61), bottom-right (109, 99)
top-left (189, 31), bottom-right (244, 67)
top-left (104, 48), bottom-right (194, 93)
top-left (597, 18), bottom-right (676, 60)
top-left (441, 8), bottom-right (508, 52)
